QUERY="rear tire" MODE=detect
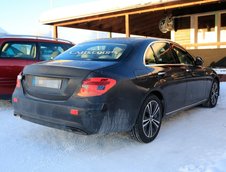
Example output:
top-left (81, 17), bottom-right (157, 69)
top-left (203, 80), bottom-right (219, 108)
top-left (132, 95), bottom-right (163, 143)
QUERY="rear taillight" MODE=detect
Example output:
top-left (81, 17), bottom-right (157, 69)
top-left (77, 77), bottom-right (116, 97)
top-left (16, 73), bottom-right (22, 88)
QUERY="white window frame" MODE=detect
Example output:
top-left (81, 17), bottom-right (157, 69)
top-left (171, 10), bottom-right (226, 49)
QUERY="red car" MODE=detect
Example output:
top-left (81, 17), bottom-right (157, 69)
top-left (0, 35), bottom-right (74, 99)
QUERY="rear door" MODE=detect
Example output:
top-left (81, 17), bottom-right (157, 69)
top-left (149, 42), bottom-right (188, 113)
top-left (0, 41), bottom-right (37, 96)
top-left (172, 45), bottom-right (206, 105)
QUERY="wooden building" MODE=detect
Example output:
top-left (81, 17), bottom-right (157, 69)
top-left (40, 0), bottom-right (226, 66)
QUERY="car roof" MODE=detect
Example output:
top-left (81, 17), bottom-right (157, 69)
top-left (0, 34), bottom-right (73, 44)
top-left (78, 37), bottom-right (168, 45)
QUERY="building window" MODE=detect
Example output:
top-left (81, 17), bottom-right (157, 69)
top-left (197, 15), bottom-right (216, 48)
top-left (221, 13), bottom-right (226, 47)
top-left (174, 17), bottom-right (191, 45)
top-left (172, 11), bottom-right (226, 49)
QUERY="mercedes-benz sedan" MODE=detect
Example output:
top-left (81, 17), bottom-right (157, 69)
top-left (12, 38), bottom-right (219, 143)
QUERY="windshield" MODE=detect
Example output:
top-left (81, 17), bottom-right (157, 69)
top-left (55, 43), bottom-right (127, 61)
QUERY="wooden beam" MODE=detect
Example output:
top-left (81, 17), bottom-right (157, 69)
top-left (182, 42), bottom-right (226, 49)
top-left (125, 14), bottom-right (130, 37)
top-left (53, 0), bottom-right (219, 27)
top-left (53, 25), bottom-right (58, 38)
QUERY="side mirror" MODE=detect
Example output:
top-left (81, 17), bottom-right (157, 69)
top-left (195, 56), bottom-right (204, 66)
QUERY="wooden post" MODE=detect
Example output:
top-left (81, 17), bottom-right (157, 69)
top-left (216, 12), bottom-right (220, 48)
top-left (125, 14), bottom-right (130, 37)
top-left (53, 25), bottom-right (58, 38)
top-left (109, 32), bottom-right (112, 38)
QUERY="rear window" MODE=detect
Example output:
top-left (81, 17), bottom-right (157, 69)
top-left (55, 43), bottom-right (127, 61)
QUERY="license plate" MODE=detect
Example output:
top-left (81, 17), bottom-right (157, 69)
top-left (32, 76), bottom-right (62, 89)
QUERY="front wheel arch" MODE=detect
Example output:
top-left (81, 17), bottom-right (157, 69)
top-left (203, 78), bottom-right (219, 108)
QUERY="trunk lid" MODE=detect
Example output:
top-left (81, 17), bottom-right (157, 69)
top-left (22, 60), bottom-right (116, 100)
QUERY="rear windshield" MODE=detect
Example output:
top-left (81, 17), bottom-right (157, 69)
top-left (55, 43), bottom-right (127, 61)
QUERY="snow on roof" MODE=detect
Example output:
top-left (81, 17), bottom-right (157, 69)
top-left (40, 0), bottom-right (174, 24)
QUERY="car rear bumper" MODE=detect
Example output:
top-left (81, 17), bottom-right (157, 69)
top-left (12, 92), bottom-right (132, 134)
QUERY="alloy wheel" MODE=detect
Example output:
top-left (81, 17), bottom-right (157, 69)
top-left (211, 82), bottom-right (219, 106)
top-left (142, 100), bottom-right (161, 138)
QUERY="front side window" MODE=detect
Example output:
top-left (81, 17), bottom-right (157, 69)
top-left (0, 42), bottom-right (36, 59)
top-left (39, 43), bottom-right (69, 60)
top-left (151, 42), bottom-right (176, 64)
top-left (173, 46), bottom-right (194, 65)
top-left (55, 43), bottom-right (127, 61)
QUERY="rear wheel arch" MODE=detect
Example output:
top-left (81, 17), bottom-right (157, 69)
top-left (147, 90), bottom-right (165, 116)
top-left (132, 90), bottom-right (165, 128)
top-left (129, 90), bottom-right (165, 132)
top-left (203, 78), bottom-right (219, 108)
top-left (131, 93), bottom-right (164, 143)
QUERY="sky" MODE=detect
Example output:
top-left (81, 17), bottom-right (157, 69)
top-left (0, 0), bottom-right (107, 43)
top-left (0, 0), bottom-right (162, 44)
top-left (0, 0), bottom-right (153, 43)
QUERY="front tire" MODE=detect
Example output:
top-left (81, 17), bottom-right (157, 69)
top-left (132, 95), bottom-right (163, 143)
top-left (203, 80), bottom-right (219, 108)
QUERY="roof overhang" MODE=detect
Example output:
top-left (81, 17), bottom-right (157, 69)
top-left (40, 0), bottom-right (224, 38)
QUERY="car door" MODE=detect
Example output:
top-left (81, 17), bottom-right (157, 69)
top-left (172, 45), bottom-right (207, 105)
top-left (148, 42), bottom-right (188, 114)
top-left (0, 41), bottom-right (37, 97)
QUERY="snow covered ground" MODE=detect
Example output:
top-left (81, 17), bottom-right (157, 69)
top-left (0, 83), bottom-right (226, 172)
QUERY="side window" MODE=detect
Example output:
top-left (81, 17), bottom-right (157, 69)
top-left (144, 47), bottom-right (156, 65)
top-left (0, 42), bottom-right (36, 59)
top-left (173, 47), bottom-right (194, 65)
top-left (151, 42), bottom-right (176, 64)
top-left (39, 43), bottom-right (66, 60)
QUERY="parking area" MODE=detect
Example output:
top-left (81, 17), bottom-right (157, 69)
top-left (0, 83), bottom-right (226, 172)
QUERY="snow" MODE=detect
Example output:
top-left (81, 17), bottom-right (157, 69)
top-left (0, 83), bottom-right (226, 172)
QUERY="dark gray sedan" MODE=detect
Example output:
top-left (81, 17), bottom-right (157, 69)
top-left (12, 38), bottom-right (219, 143)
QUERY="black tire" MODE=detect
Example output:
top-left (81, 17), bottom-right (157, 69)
top-left (132, 95), bottom-right (163, 143)
top-left (203, 80), bottom-right (219, 108)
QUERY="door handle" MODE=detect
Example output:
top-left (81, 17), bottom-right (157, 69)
top-left (158, 72), bottom-right (166, 76)
top-left (186, 69), bottom-right (192, 72)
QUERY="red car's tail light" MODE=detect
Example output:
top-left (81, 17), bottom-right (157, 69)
top-left (70, 109), bottom-right (79, 116)
top-left (13, 97), bottom-right (18, 103)
top-left (77, 77), bottom-right (116, 97)
top-left (16, 73), bottom-right (22, 88)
